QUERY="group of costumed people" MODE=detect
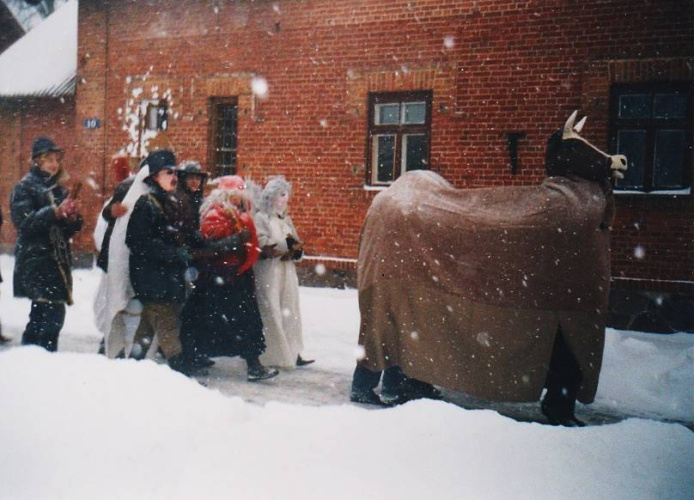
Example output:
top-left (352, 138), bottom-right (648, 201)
top-left (93, 148), bottom-right (312, 380)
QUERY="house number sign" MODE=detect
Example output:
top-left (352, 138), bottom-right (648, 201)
top-left (83, 118), bottom-right (101, 129)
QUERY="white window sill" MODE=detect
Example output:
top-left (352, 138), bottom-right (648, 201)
top-left (362, 184), bottom-right (390, 191)
top-left (615, 188), bottom-right (691, 196)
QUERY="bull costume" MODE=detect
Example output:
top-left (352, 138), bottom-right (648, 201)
top-left (11, 137), bottom-right (83, 351)
top-left (353, 112), bottom-right (627, 426)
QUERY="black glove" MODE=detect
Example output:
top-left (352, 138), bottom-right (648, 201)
top-left (207, 234), bottom-right (244, 255)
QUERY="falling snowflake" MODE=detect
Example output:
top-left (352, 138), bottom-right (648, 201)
top-left (476, 331), bottom-right (491, 348)
top-left (443, 36), bottom-right (455, 49)
top-left (410, 331), bottom-right (420, 340)
top-left (315, 263), bottom-right (326, 276)
top-left (251, 76), bottom-right (269, 99)
top-left (354, 345), bottom-right (366, 360)
top-left (634, 246), bottom-right (646, 259)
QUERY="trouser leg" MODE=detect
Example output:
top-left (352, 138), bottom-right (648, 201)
top-left (140, 303), bottom-right (183, 360)
top-left (22, 301), bottom-right (65, 352)
top-left (131, 308), bottom-right (155, 359)
top-left (543, 326), bottom-right (582, 418)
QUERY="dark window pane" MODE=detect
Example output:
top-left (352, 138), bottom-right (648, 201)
top-left (619, 94), bottom-right (652, 119)
top-left (402, 134), bottom-right (428, 171)
top-left (214, 103), bottom-right (238, 175)
top-left (615, 130), bottom-right (647, 189)
top-left (403, 102), bottom-right (426, 124)
top-left (375, 104), bottom-right (399, 125)
top-left (373, 135), bottom-right (395, 183)
top-left (653, 130), bottom-right (686, 189)
top-left (654, 93), bottom-right (687, 119)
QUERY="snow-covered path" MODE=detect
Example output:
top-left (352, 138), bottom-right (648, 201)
top-left (1, 254), bottom-right (692, 426)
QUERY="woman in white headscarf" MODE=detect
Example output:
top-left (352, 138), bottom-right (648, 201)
top-left (254, 176), bottom-right (313, 369)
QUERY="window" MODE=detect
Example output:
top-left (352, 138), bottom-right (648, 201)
top-left (209, 98), bottom-right (238, 177)
top-left (366, 91), bottom-right (432, 186)
top-left (134, 99), bottom-right (168, 158)
top-left (144, 100), bottom-right (168, 131)
top-left (610, 83), bottom-right (692, 193)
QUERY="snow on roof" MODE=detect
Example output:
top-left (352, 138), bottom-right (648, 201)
top-left (0, 0), bottom-right (77, 98)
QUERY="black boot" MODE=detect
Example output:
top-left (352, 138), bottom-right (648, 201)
top-left (541, 398), bottom-right (586, 427)
top-left (246, 357), bottom-right (279, 382)
top-left (350, 388), bottom-right (388, 406)
top-left (296, 355), bottom-right (315, 367)
top-left (168, 354), bottom-right (194, 376)
top-left (541, 326), bottom-right (585, 427)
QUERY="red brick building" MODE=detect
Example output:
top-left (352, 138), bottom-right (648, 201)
top-left (2, 0), bottom-right (693, 331)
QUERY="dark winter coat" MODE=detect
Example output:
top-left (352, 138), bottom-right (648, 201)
top-left (126, 184), bottom-right (187, 304)
top-left (96, 176), bottom-right (134, 272)
top-left (174, 182), bottom-right (203, 242)
top-left (11, 165), bottom-right (83, 304)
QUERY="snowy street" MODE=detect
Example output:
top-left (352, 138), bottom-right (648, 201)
top-left (1, 255), bottom-right (693, 499)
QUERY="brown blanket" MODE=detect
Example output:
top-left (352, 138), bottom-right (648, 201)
top-left (357, 171), bottom-right (614, 403)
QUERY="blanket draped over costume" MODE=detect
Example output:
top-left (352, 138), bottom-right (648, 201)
top-left (357, 170), bottom-right (614, 404)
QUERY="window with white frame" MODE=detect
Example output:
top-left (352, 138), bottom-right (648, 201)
top-left (366, 91), bottom-right (432, 186)
top-left (610, 82), bottom-right (692, 194)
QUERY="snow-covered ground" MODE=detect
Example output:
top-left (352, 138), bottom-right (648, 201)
top-left (0, 254), bottom-right (692, 499)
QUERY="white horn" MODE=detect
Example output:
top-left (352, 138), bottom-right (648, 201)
top-left (574, 116), bottom-right (587, 134)
top-left (563, 110), bottom-right (578, 139)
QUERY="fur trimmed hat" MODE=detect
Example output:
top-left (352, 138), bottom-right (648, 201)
top-left (141, 149), bottom-right (177, 177)
top-left (31, 137), bottom-right (63, 159)
top-left (177, 160), bottom-right (209, 178)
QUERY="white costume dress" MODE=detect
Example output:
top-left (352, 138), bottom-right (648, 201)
top-left (254, 211), bottom-right (303, 368)
top-left (93, 167), bottom-right (150, 358)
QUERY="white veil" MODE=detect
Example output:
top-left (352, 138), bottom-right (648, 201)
top-left (94, 166), bottom-right (151, 358)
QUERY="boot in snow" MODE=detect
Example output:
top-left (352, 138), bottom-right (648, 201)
top-left (350, 389), bottom-right (388, 407)
top-left (168, 354), bottom-right (197, 377)
top-left (296, 355), bottom-right (315, 367)
top-left (246, 357), bottom-right (279, 382)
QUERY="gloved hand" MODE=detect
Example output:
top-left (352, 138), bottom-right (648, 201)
top-left (260, 244), bottom-right (283, 259)
top-left (110, 202), bottom-right (128, 218)
top-left (55, 198), bottom-right (79, 219)
top-left (176, 246), bottom-right (193, 265)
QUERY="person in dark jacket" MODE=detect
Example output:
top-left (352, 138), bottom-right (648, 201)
top-left (11, 137), bottom-right (83, 351)
top-left (125, 149), bottom-right (194, 374)
top-left (174, 160), bottom-right (208, 243)
top-left (180, 176), bottom-right (279, 382)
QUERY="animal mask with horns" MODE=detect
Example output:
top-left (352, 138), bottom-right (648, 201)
top-left (545, 111), bottom-right (628, 182)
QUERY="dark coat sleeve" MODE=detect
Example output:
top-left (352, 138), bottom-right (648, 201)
top-left (10, 181), bottom-right (58, 238)
top-left (102, 178), bottom-right (134, 223)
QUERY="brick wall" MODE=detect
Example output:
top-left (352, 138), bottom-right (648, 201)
top-left (4, 0), bottom-right (685, 295)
